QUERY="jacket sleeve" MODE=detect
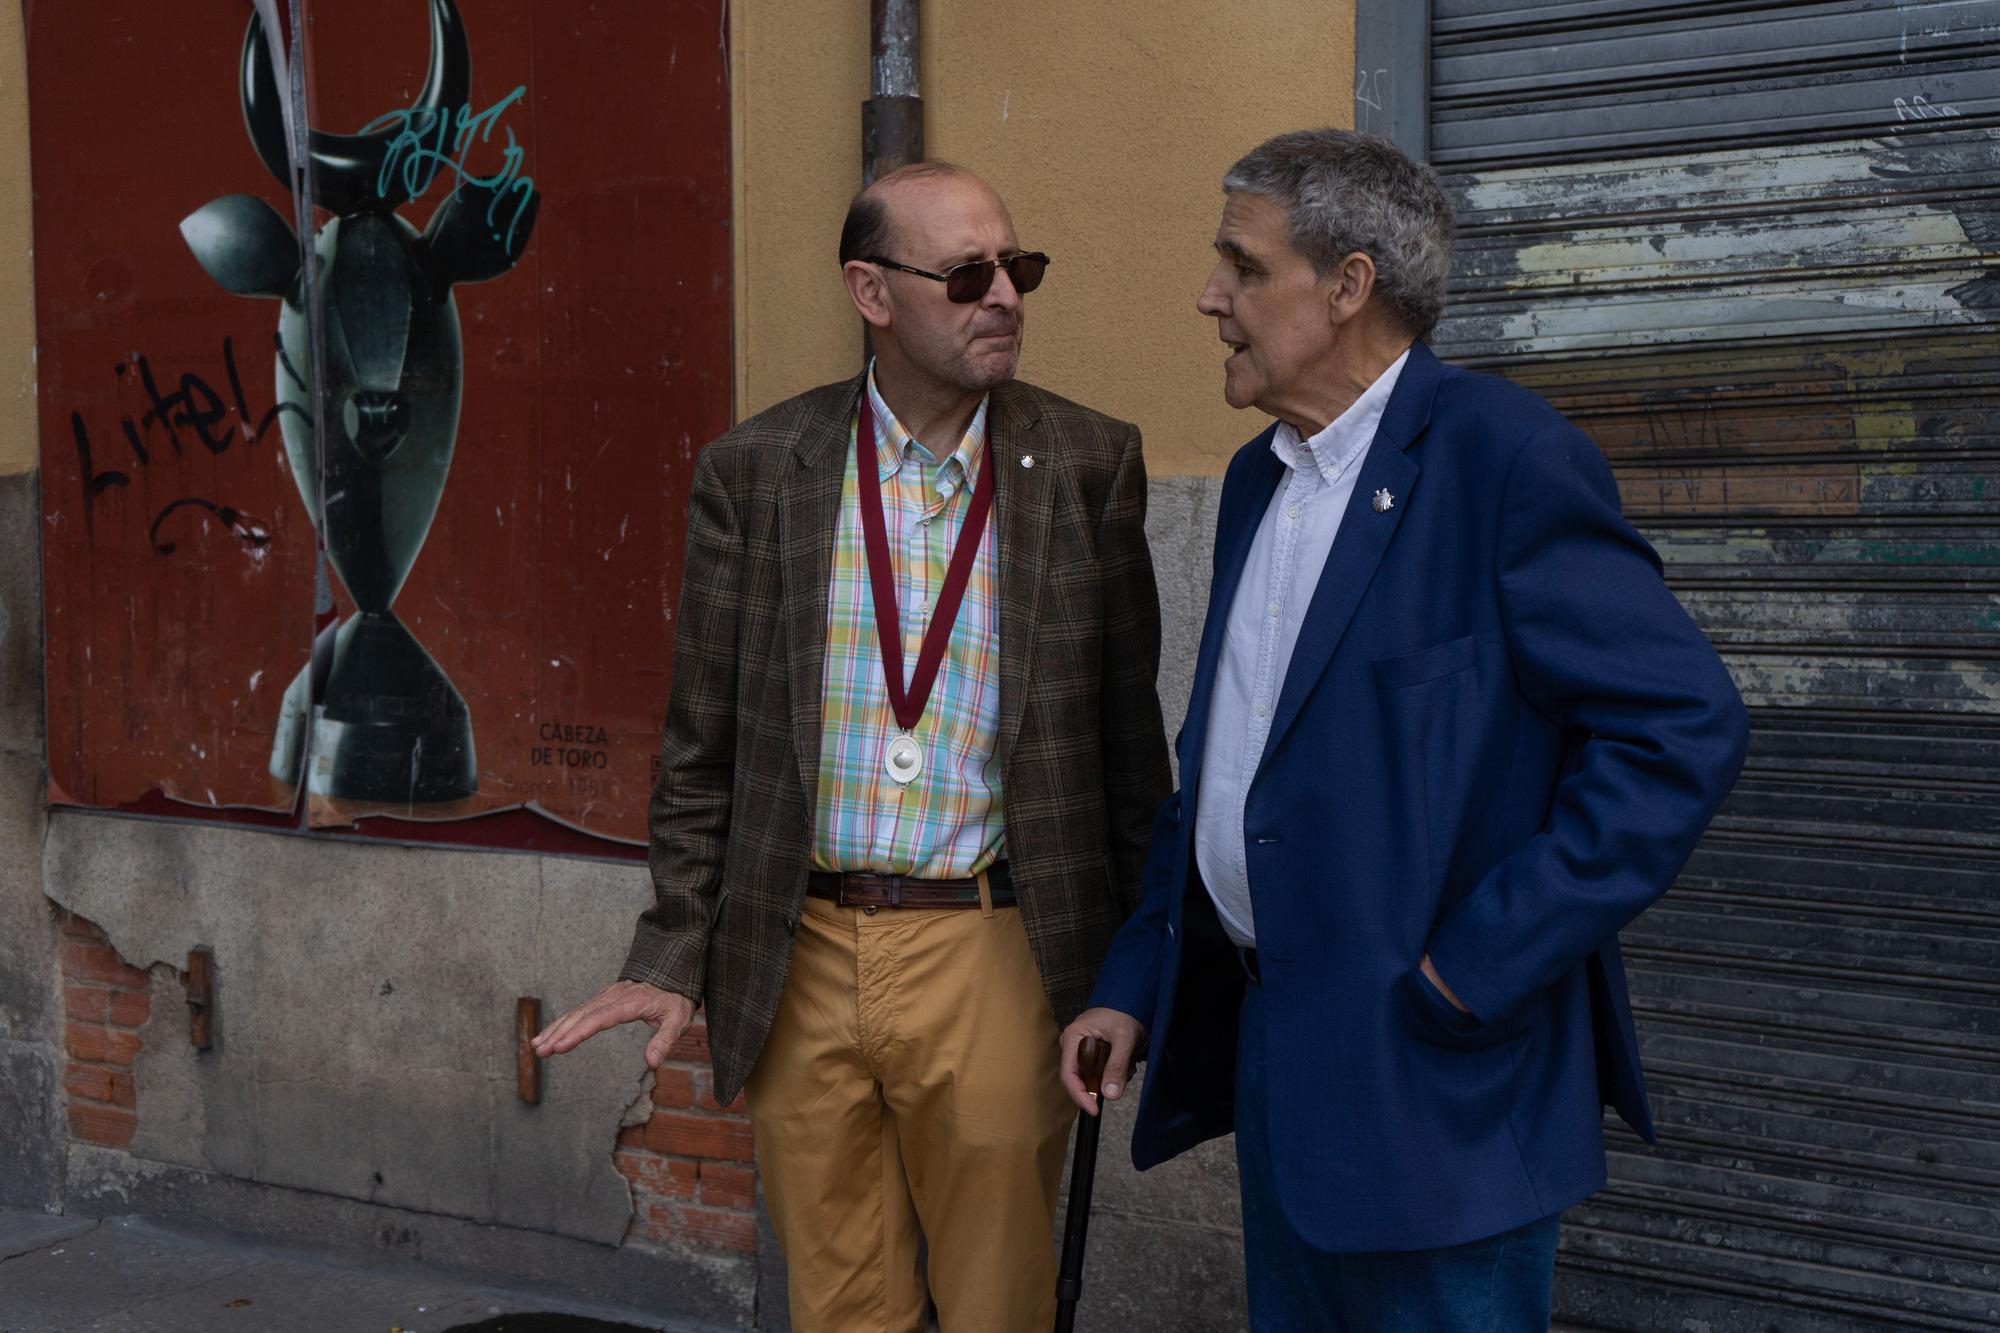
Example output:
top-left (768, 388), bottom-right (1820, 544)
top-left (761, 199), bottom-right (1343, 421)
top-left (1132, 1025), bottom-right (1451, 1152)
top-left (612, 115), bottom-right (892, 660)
top-left (1097, 423), bottom-right (1174, 916)
top-left (618, 447), bottom-right (743, 1002)
top-left (1087, 793), bottom-right (1181, 1026)
top-left (1421, 421), bottom-right (1749, 1026)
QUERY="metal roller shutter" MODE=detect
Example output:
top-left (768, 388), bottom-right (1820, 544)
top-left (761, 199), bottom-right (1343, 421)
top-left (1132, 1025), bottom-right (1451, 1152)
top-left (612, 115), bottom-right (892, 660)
top-left (1427, 2), bottom-right (2000, 1328)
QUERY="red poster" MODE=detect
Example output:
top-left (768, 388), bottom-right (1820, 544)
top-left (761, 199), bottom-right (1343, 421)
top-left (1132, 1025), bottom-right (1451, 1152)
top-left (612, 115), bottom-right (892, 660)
top-left (31, 0), bottom-right (731, 847)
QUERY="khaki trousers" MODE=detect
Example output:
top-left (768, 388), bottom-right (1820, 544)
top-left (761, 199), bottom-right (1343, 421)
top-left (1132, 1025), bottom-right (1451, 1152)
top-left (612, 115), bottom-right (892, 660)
top-left (744, 892), bottom-right (1077, 1333)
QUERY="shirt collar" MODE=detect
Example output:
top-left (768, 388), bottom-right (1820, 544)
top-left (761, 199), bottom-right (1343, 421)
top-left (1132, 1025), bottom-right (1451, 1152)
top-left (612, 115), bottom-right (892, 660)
top-left (865, 361), bottom-right (989, 498)
top-left (1270, 347), bottom-right (1411, 485)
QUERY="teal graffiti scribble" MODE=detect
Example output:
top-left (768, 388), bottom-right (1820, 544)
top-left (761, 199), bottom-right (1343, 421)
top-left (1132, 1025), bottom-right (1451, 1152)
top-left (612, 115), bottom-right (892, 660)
top-left (360, 85), bottom-right (535, 251)
top-left (1853, 541), bottom-right (2000, 566)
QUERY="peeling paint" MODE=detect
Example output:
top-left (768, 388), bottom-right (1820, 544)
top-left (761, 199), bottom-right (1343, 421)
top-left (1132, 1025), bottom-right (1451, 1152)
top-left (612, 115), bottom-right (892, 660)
top-left (1434, 16), bottom-right (2000, 1324)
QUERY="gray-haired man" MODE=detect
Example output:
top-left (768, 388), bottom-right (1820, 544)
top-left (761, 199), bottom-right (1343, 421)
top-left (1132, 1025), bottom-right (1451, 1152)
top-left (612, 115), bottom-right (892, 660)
top-left (1061, 128), bottom-right (1746, 1330)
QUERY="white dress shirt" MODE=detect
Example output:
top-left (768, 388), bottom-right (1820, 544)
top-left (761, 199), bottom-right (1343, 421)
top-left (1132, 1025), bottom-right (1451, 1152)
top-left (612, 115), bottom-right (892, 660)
top-left (1194, 350), bottom-right (1410, 948)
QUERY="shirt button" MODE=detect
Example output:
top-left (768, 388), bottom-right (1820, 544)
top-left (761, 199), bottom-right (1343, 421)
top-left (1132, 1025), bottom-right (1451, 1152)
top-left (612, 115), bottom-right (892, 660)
top-left (1267, 602), bottom-right (1280, 618)
top-left (917, 599), bottom-right (931, 615)
top-left (1255, 704), bottom-right (1268, 718)
top-left (1287, 504), bottom-right (1301, 520)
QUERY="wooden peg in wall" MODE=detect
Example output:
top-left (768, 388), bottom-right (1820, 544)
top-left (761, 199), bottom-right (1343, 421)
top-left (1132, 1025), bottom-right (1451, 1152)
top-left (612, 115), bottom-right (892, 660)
top-left (517, 996), bottom-right (543, 1105)
top-left (185, 948), bottom-right (214, 1051)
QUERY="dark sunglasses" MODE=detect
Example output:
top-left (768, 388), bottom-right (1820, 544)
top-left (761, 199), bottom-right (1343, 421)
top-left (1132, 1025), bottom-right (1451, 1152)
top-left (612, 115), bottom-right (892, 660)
top-left (864, 251), bottom-right (1051, 303)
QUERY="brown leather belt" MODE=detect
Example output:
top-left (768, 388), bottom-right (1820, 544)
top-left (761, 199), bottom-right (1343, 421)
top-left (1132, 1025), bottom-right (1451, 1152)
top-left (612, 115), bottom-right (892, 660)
top-left (806, 861), bottom-right (1016, 910)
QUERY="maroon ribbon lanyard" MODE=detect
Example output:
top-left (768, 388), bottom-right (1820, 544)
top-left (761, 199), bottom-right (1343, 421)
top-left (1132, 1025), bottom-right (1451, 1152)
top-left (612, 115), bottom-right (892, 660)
top-left (855, 390), bottom-right (997, 732)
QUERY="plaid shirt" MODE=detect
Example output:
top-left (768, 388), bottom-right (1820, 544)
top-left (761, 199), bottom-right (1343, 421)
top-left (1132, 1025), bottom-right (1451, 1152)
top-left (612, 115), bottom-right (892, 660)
top-left (811, 365), bottom-right (1006, 878)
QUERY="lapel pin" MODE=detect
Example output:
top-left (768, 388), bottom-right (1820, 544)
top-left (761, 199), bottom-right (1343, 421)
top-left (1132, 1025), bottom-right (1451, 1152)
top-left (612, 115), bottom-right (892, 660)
top-left (1020, 454), bottom-right (1036, 469)
top-left (1372, 487), bottom-right (1395, 513)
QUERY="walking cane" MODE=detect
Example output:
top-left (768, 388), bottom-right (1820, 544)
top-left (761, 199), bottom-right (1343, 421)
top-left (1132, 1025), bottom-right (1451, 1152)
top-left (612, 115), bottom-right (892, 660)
top-left (1054, 1036), bottom-right (1110, 1333)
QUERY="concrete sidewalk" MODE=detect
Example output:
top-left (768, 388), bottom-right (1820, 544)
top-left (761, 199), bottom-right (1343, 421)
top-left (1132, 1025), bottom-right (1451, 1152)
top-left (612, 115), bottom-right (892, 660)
top-left (0, 1210), bottom-right (732, 1333)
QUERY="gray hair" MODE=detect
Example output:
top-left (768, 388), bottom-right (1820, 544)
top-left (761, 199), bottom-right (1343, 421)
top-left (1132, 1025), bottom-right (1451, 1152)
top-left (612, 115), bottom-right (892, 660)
top-left (1222, 129), bottom-right (1454, 337)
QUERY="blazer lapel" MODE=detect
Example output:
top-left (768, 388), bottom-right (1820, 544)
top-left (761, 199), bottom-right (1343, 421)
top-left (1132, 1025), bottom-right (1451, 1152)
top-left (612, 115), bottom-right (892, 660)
top-left (780, 373), bottom-right (863, 812)
top-left (992, 381), bottom-right (1051, 760)
top-left (1258, 341), bottom-right (1442, 769)
top-left (1176, 430), bottom-right (1283, 806)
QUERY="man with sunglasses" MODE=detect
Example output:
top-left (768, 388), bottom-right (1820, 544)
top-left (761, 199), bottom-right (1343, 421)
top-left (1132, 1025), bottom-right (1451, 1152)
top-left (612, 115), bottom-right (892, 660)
top-left (534, 161), bottom-right (1170, 1332)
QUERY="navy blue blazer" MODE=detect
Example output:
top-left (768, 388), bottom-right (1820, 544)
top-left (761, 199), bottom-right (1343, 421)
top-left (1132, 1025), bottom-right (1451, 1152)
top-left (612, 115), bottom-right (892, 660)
top-left (1089, 341), bottom-right (1748, 1253)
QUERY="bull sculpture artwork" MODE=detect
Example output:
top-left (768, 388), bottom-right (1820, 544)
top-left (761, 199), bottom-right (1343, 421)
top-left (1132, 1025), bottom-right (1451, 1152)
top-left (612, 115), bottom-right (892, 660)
top-left (179, 0), bottom-right (538, 805)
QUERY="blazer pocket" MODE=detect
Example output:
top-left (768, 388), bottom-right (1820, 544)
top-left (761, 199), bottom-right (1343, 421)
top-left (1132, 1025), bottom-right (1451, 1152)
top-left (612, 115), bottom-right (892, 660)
top-left (1372, 634), bottom-right (1476, 690)
top-left (1399, 968), bottom-right (1524, 1053)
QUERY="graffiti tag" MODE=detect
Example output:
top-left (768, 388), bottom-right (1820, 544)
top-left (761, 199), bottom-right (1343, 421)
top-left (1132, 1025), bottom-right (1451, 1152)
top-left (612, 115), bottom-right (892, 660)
top-left (70, 334), bottom-right (302, 554)
top-left (1893, 94), bottom-right (1962, 122)
top-left (360, 85), bottom-right (537, 251)
top-left (1355, 67), bottom-right (1389, 114)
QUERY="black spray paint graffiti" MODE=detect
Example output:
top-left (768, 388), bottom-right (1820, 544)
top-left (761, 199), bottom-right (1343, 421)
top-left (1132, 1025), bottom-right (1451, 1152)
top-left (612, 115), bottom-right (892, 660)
top-left (177, 0), bottom-right (539, 803)
top-left (69, 333), bottom-right (306, 553)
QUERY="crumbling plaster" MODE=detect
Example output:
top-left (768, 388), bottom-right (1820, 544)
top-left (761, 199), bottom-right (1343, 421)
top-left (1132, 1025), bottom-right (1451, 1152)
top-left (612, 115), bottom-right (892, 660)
top-left (42, 813), bottom-right (660, 1249)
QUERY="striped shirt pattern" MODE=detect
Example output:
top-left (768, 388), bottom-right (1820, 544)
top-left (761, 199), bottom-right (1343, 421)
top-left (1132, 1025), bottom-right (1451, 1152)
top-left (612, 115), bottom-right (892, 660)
top-left (811, 365), bottom-right (1006, 878)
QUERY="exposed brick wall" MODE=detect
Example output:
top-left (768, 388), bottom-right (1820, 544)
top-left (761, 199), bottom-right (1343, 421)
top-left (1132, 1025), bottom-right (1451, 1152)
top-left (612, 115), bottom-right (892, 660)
top-left (56, 911), bottom-right (153, 1151)
top-left (56, 908), bottom-right (766, 1257)
top-left (611, 1016), bottom-right (759, 1254)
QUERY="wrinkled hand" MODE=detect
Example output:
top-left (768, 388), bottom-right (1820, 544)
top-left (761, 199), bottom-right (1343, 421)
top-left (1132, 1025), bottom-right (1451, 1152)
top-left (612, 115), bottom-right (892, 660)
top-left (1059, 1007), bottom-right (1147, 1116)
top-left (531, 980), bottom-right (696, 1069)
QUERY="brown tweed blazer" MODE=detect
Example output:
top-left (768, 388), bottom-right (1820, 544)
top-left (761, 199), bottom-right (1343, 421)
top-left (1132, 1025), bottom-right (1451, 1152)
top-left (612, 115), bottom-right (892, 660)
top-left (619, 371), bottom-right (1172, 1104)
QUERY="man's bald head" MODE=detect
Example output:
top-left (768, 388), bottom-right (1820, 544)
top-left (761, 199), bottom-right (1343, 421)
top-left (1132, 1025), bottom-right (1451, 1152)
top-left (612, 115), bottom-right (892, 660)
top-left (838, 160), bottom-right (988, 266)
top-left (837, 162), bottom-right (1028, 398)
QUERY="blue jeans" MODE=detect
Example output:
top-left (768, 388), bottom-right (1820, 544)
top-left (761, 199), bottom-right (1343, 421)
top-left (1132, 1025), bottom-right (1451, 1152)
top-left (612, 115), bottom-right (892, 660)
top-left (1234, 976), bottom-right (1560, 1332)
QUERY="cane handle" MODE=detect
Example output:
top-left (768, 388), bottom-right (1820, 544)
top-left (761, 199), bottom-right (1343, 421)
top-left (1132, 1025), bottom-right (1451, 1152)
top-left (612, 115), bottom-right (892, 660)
top-left (1078, 1035), bottom-right (1110, 1098)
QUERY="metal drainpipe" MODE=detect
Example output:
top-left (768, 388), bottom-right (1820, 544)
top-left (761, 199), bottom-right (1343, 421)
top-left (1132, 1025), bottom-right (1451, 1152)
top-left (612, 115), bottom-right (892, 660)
top-left (861, 0), bottom-right (920, 362)
top-left (864, 0), bottom-right (922, 186)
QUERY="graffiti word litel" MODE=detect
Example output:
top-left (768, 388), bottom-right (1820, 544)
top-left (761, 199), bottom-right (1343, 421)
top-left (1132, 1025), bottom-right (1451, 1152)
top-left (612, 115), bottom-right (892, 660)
top-left (69, 334), bottom-right (298, 554)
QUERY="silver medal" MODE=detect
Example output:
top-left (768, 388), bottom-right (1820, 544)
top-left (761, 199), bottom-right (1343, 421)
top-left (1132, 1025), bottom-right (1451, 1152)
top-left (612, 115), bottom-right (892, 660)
top-left (884, 734), bottom-right (924, 784)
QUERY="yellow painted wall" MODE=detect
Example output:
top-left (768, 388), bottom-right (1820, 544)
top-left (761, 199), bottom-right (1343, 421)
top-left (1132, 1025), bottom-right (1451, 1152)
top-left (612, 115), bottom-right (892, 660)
top-left (728, 0), bottom-right (871, 442)
top-left (0, 2), bottom-right (33, 477)
top-left (732, 1), bottom-right (1356, 477)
